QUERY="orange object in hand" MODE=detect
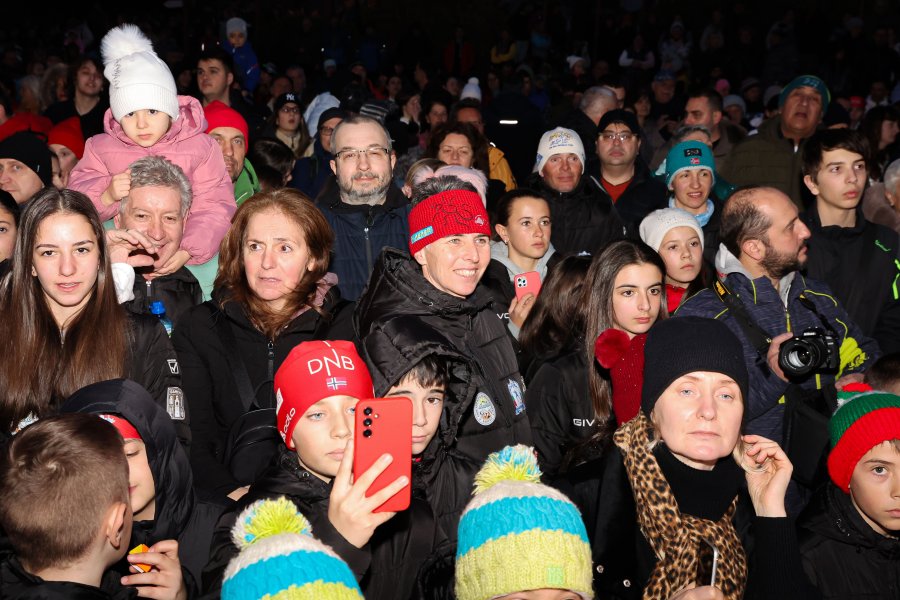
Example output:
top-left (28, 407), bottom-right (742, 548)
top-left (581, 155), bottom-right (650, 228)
top-left (129, 544), bottom-right (152, 573)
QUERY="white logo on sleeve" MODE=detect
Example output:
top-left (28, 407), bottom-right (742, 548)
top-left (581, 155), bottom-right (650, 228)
top-left (473, 392), bottom-right (496, 426)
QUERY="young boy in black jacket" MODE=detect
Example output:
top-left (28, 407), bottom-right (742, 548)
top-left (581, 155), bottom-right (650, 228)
top-left (202, 340), bottom-right (443, 600)
top-left (798, 382), bottom-right (900, 599)
top-left (0, 414), bottom-right (136, 600)
top-left (61, 379), bottom-right (227, 599)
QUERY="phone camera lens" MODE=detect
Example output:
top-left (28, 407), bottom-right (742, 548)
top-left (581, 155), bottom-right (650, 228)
top-left (363, 407), bottom-right (373, 415)
top-left (363, 418), bottom-right (372, 426)
top-left (363, 429), bottom-right (372, 437)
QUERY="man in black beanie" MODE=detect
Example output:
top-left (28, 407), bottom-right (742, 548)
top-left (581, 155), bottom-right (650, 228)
top-left (0, 131), bottom-right (52, 204)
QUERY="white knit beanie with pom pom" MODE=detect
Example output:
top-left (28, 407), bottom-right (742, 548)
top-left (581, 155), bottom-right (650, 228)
top-left (101, 24), bottom-right (179, 121)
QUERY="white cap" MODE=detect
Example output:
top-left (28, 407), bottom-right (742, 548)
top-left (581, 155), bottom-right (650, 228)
top-left (639, 208), bottom-right (705, 252)
top-left (534, 127), bottom-right (585, 175)
top-left (460, 77), bottom-right (482, 101)
top-left (101, 24), bottom-right (178, 121)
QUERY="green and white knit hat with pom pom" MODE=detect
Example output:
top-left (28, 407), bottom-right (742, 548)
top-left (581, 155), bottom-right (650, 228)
top-left (454, 445), bottom-right (594, 600)
top-left (222, 497), bottom-right (363, 600)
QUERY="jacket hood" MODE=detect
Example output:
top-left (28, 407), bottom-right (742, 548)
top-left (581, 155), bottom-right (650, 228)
top-left (103, 95), bottom-right (207, 147)
top-left (800, 483), bottom-right (900, 559)
top-left (489, 239), bottom-right (556, 280)
top-left (61, 379), bottom-right (194, 544)
top-left (714, 243), bottom-right (796, 306)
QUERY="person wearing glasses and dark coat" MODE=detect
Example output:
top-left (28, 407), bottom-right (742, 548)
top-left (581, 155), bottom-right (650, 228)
top-left (315, 115), bottom-right (411, 301)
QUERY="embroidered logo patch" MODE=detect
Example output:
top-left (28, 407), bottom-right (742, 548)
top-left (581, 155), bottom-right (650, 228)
top-left (411, 226), bottom-right (434, 244)
top-left (166, 387), bottom-right (186, 420)
top-left (167, 359), bottom-right (180, 375)
top-left (684, 146), bottom-right (702, 157)
top-left (473, 392), bottom-right (496, 426)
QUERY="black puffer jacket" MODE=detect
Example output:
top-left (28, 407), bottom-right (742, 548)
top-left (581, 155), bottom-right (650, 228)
top-left (798, 482), bottom-right (900, 599)
top-left (354, 249), bottom-right (532, 540)
top-left (61, 379), bottom-right (227, 598)
top-left (526, 172), bottom-right (627, 256)
top-left (172, 285), bottom-right (355, 496)
top-left (202, 447), bottom-right (443, 600)
top-left (593, 160), bottom-right (669, 232)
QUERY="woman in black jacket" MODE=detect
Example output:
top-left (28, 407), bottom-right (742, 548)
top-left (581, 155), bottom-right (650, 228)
top-left (560, 317), bottom-right (819, 600)
top-left (172, 188), bottom-right (354, 500)
top-left (0, 188), bottom-right (182, 441)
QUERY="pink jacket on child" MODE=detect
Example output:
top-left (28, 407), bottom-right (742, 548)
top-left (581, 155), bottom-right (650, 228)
top-left (69, 95), bottom-right (235, 265)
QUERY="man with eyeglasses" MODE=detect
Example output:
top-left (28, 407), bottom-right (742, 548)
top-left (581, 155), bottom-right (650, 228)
top-left (593, 109), bottom-right (668, 231)
top-left (316, 114), bottom-right (410, 300)
top-left (525, 126), bottom-right (626, 256)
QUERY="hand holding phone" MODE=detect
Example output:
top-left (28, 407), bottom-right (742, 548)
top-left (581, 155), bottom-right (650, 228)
top-left (353, 397), bottom-right (412, 512)
top-left (513, 271), bottom-right (541, 302)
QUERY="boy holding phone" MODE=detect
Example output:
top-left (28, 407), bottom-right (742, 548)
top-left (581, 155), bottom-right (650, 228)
top-left (202, 340), bottom-right (443, 600)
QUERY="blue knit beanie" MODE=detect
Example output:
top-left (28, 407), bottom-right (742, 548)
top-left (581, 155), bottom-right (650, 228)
top-left (779, 75), bottom-right (830, 113)
top-left (665, 141), bottom-right (716, 189)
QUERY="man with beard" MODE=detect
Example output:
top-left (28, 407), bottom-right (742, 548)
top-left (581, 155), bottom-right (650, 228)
top-left (317, 115), bottom-right (410, 300)
top-left (205, 101), bottom-right (259, 206)
top-left (676, 186), bottom-right (878, 450)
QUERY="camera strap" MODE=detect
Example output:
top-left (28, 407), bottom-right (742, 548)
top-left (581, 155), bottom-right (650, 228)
top-left (796, 294), bottom-right (839, 338)
top-left (712, 279), bottom-right (772, 356)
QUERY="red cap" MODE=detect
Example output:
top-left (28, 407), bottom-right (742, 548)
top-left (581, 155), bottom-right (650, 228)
top-left (850, 96), bottom-right (865, 109)
top-left (204, 100), bottom-right (249, 143)
top-left (408, 190), bottom-right (491, 255)
top-left (48, 117), bottom-right (85, 159)
top-left (98, 414), bottom-right (141, 441)
top-left (274, 341), bottom-right (374, 449)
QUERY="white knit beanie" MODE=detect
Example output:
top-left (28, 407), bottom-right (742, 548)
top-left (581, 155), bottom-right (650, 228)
top-left (534, 127), bottom-right (585, 175)
top-left (639, 208), bottom-right (705, 252)
top-left (460, 77), bottom-right (482, 101)
top-left (101, 24), bottom-right (179, 122)
top-left (226, 17), bottom-right (248, 37)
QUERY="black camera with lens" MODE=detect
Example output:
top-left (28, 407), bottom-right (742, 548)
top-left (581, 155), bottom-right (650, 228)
top-left (778, 327), bottom-right (839, 377)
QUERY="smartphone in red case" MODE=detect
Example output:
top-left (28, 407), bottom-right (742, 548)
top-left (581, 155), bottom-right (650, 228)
top-left (353, 397), bottom-right (412, 512)
top-left (513, 271), bottom-right (542, 301)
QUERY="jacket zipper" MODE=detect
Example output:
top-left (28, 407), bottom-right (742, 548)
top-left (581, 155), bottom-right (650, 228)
top-left (145, 280), bottom-right (153, 312)
top-left (267, 340), bottom-right (276, 407)
top-left (364, 209), bottom-right (374, 270)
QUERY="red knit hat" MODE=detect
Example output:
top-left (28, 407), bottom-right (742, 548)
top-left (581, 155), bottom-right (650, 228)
top-left (48, 117), bottom-right (85, 159)
top-left (408, 190), bottom-right (491, 255)
top-left (594, 329), bottom-right (647, 426)
top-left (274, 341), bottom-right (374, 450)
top-left (98, 414), bottom-right (141, 441)
top-left (204, 100), bottom-right (249, 143)
top-left (827, 382), bottom-right (900, 492)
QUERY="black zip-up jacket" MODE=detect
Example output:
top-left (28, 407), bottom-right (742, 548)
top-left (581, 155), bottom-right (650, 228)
top-left (62, 379), bottom-right (227, 598)
top-left (801, 205), bottom-right (900, 354)
top-left (591, 159), bottom-right (669, 233)
top-left (526, 171), bottom-right (627, 256)
top-left (316, 182), bottom-right (411, 301)
top-left (354, 249), bottom-right (533, 540)
top-left (798, 482), bottom-right (900, 599)
top-left (172, 288), bottom-right (355, 496)
top-left (201, 446), bottom-right (443, 600)
top-left (124, 267), bottom-right (204, 329)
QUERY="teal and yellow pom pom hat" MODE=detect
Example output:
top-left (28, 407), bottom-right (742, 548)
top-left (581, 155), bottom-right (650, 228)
top-left (455, 445), bottom-right (594, 600)
top-left (222, 497), bottom-right (364, 600)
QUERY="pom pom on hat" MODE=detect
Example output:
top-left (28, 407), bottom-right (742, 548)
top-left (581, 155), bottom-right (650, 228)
top-left (101, 24), bottom-right (179, 121)
top-left (455, 445), bottom-right (593, 600)
top-left (223, 498), bottom-right (363, 600)
top-left (827, 383), bottom-right (900, 492)
top-left (460, 77), bottom-right (482, 102)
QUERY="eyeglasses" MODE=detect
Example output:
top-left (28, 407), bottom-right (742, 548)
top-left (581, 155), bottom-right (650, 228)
top-left (335, 146), bottom-right (391, 163)
top-left (279, 106), bottom-right (300, 114)
top-left (599, 132), bottom-right (637, 143)
top-left (320, 126), bottom-right (335, 136)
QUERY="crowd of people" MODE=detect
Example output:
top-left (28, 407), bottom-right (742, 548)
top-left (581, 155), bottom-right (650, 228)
top-left (2, 5), bottom-right (900, 600)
